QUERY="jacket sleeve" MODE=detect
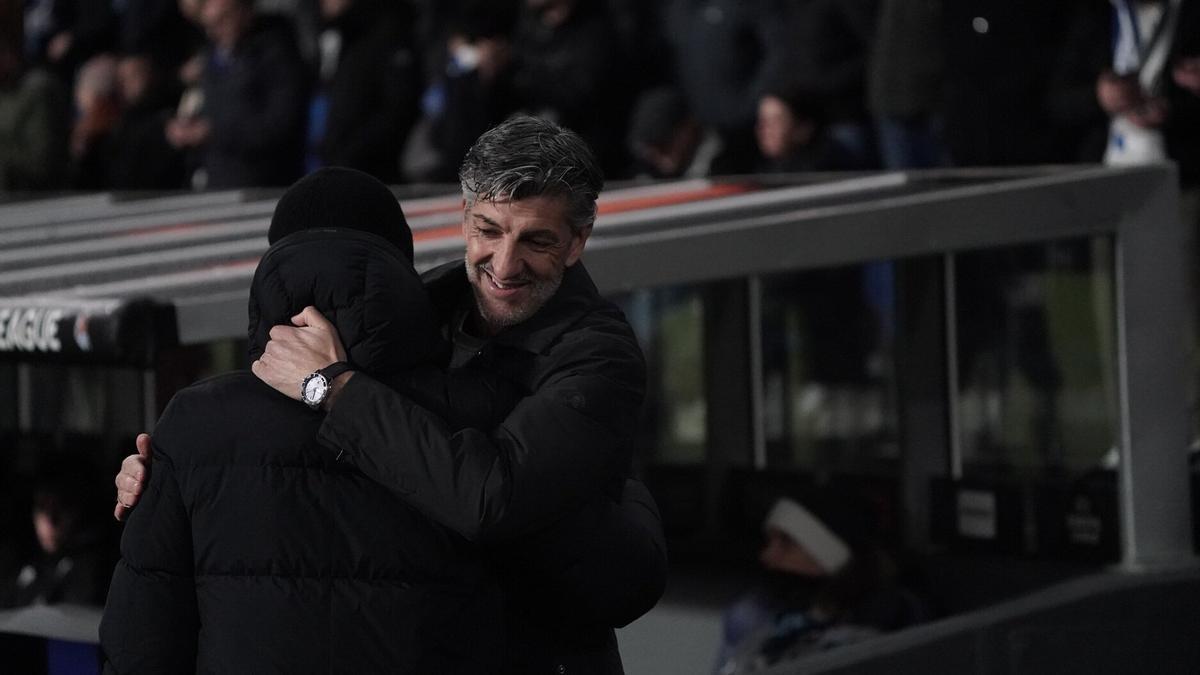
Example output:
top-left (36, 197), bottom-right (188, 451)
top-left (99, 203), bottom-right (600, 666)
top-left (493, 478), bottom-right (668, 628)
top-left (318, 326), bottom-right (645, 542)
top-left (100, 442), bottom-right (197, 674)
top-left (377, 364), bottom-right (523, 432)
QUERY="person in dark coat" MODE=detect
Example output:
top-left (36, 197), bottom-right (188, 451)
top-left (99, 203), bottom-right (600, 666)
top-left (165, 0), bottom-right (308, 188)
top-left (665, 0), bottom-right (794, 173)
top-left (0, 14), bottom-right (70, 192)
top-left (307, 0), bottom-right (421, 182)
top-left (246, 115), bottom-right (659, 674)
top-left (107, 53), bottom-right (188, 190)
top-left (1048, 0), bottom-right (1200, 188)
top-left (754, 86), bottom-right (856, 174)
top-left (101, 167), bottom-right (509, 673)
top-left (423, 0), bottom-right (521, 182)
top-left (511, 0), bottom-right (631, 176)
top-left (2, 465), bottom-right (113, 609)
top-left (940, 0), bottom-right (1077, 166)
top-left (783, 0), bottom-right (880, 170)
top-left (114, 140), bottom-right (668, 674)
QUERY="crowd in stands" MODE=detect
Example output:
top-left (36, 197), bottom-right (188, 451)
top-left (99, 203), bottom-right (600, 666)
top-left (0, 0), bottom-right (1197, 200)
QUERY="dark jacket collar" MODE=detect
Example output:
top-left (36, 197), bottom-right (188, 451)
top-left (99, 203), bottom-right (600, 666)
top-left (421, 260), bottom-right (600, 354)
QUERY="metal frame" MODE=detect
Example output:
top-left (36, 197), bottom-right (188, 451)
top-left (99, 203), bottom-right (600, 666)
top-left (583, 165), bottom-right (1193, 569)
top-left (0, 165), bottom-right (1192, 568)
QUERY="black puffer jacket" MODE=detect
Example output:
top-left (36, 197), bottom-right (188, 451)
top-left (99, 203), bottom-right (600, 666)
top-left (100, 229), bottom-right (505, 674)
top-left (320, 261), bottom-right (663, 675)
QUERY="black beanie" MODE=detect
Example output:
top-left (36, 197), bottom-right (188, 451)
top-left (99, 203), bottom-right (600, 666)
top-left (267, 167), bottom-right (414, 261)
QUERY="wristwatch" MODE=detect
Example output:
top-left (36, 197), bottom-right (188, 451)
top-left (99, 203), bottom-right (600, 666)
top-left (300, 361), bottom-right (353, 410)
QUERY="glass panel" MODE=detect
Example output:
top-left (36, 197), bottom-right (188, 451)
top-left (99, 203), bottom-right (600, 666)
top-left (25, 364), bottom-right (144, 436)
top-left (955, 237), bottom-right (1118, 477)
top-left (616, 285), bottom-right (708, 465)
top-left (759, 262), bottom-right (899, 474)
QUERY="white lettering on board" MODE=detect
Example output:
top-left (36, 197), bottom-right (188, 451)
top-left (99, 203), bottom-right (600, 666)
top-left (0, 307), bottom-right (64, 353)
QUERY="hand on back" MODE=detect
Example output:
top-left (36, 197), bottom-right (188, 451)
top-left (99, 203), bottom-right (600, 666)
top-left (114, 433), bottom-right (153, 521)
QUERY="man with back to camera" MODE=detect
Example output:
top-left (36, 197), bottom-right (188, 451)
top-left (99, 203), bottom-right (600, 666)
top-left (115, 116), bottom-right (667, 674)
top-left (102, 167), bottom-right (512, 672)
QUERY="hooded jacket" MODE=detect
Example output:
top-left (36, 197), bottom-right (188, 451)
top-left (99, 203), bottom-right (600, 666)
top-left (100, 229), bottom-right (505, 674)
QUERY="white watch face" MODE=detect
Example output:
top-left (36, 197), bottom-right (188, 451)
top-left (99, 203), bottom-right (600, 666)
top-left (304, 374), bottom-right (329, 404)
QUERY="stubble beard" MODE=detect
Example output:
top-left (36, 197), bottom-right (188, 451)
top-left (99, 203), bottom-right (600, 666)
top-left (464, 255), bottom-right (564, 334)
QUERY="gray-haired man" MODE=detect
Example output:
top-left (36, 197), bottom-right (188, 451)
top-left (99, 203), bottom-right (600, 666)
top-left (117, 115), bottom-right (666, 674)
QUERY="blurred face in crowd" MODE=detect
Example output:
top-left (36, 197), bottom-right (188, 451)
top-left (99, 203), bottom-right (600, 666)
top-left (526, 0), bottom-right (574, 27)
top-left (760, 527), bottom-right (828, 578)
top-left (33, 495), bottom-right (77, 556)
top-left (756, 95), bottom-right (815, 161)
top-left (462, 195), bottom-right (587, 334)
top-left (202, 0), bottom-right (252, 52)
top-left (319, 0), bottom-right (352, 20)
top-left (117, 55), bottom-right (153, 105)
top-left (75, 54), bottom-right (117, 113)
top-left (635, 120), bottom-right (701, 179)
top-left (178, 0), bottom-right (204, 24)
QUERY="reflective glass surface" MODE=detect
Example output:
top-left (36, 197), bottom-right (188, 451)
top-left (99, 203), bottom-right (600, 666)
top-left (954, 237), bottom-right (1118, 477)
top-left (618, 285), bottom-right (709, 465)
top-left (759, 262), bottom-right (900, 474)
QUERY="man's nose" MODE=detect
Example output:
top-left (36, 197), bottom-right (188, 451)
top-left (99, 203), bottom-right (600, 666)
top-left (490, 238), bottom-right (523, 279)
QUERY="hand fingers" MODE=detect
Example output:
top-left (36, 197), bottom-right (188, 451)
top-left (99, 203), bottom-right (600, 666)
top-left (266, 325), bottom-right (329, 356)
top-left (136, 432), bottom-right (153, 459)
top-left (265, 322), bottom-right (343, 366)
top-left (292, 306), bottom-right (332, 331)
top-left (121, 454), bottom-right (148, 484)
top-left (115, 471), bottom-right (144, 501)
top-left (118, 471), bottom-right (144, 494)
top-left (114, 502), bottom-right (128, 521)
top-left (268, 324), bottom-right (301, 342)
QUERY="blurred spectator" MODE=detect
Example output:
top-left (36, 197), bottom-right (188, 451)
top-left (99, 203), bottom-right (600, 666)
top-left (755, 87), bottom-right (855, 173)
top-left (70, 53), bottom-right (121, 190)
top-left (713, 497), bottom-right (931, 674)
top-left (417, 0), bottom-right (520, 181)
top-left (627, 86), bottom-right (724, 179)
top-left (121, 0), bottom-right (201, 74)
top-left (306, 0), bottom-right (420, 183)
top-left (0, 10), bottom-right (69, 192)
top-left (0, 468), bottom-right (112, 608)
top-left (665, 0), bottom-right (793, 173)
top-left (941, 1), bottom-right (1076, 166)
top-left (1050, 0), bottom-right (1200, 199)
top-left (606, 0), bottom-right (672, 91)
top-left (23, 0), bottom-right (57, 64)
top-left (511, 0), bottom-right (630, 175)
top-left (785, 0), bottom-right (880, 170)
top-left (867, 0), bottom-right (945, 170)
top-left (107, 53), bottom-right (189, 189)
top-left (36, 0), bottom-right (120, 85)
top-left (166, 0), bottom-right (307, 189)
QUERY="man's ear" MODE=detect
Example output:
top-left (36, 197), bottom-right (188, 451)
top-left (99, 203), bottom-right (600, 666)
top-left (565, 224), bottom-right (591, 267)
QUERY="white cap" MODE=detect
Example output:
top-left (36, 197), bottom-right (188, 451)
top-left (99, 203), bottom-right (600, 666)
top-left (764, 497), bottom-right (852, 574)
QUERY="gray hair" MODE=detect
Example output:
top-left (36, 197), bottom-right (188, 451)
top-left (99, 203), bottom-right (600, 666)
top-left (458, 115), bottom-right (604, 234)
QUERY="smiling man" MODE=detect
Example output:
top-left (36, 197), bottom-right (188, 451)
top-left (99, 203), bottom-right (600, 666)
top-left (117, 115), bottom-right (665, 674)
top-left (273, 115), bottom-right (660, 674)
top-left (464, 194), bottom-right (583, 331)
